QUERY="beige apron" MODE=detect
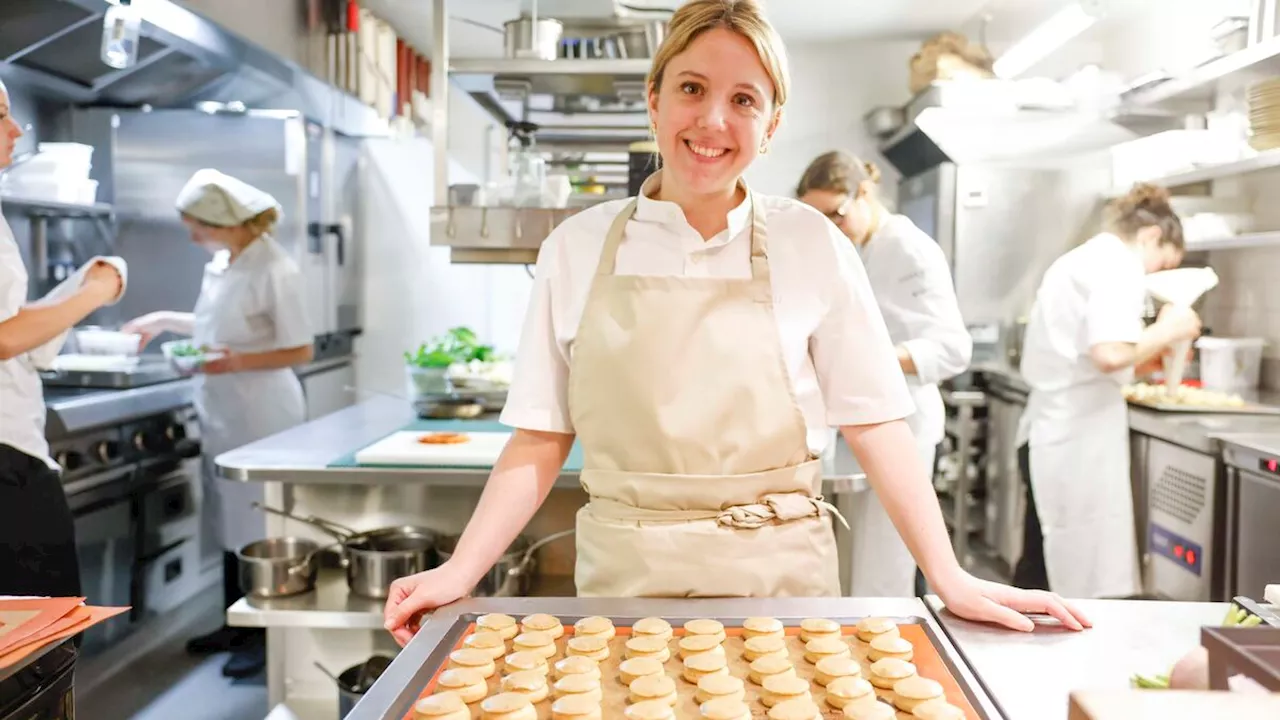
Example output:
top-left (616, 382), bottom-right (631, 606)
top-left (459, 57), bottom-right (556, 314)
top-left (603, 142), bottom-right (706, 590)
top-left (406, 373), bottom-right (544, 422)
top-left (568, 188), bottom-right (844, 598)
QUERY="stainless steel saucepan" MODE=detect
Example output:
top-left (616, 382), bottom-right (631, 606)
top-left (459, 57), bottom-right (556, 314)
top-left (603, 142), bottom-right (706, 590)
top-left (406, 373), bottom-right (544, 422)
top-left (436, 528), bottom-right (575, 597)
top-left (237, 536), bottom-right (328, 598)
top-left (254, 503), bottom-right (437, 599)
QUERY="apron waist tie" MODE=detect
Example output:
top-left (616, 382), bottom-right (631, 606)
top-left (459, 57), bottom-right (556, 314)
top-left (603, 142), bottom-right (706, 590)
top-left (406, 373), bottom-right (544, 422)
top-left (589, 492), bottom-right (850, 530)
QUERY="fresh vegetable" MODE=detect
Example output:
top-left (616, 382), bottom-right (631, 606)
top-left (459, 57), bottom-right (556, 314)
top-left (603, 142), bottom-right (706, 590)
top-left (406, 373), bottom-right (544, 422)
top-left (169, 342), bottom-right (203, 358)
top-left (1131, 672), bottom-right (1171, 690)
top-left (404, 327), bottom-right (497, 369)
top-left (1132, 602), bottom-right (1265, 689)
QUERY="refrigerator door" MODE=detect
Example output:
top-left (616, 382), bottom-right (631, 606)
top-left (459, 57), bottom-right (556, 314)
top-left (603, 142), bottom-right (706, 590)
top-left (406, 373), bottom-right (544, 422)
top-left (330, 131), bottom-right (362, 334)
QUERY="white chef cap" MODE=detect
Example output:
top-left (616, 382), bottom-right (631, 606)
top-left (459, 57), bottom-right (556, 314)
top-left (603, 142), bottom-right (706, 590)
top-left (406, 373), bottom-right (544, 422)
top-left (175, 168), bottom-right (281, 227)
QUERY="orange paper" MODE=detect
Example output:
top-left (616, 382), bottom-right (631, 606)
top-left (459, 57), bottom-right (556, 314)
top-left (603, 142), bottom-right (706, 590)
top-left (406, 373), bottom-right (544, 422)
top-left (0, 605), bottom-right (130, 669)
top-left (0, 597), bottom-right (86, 656)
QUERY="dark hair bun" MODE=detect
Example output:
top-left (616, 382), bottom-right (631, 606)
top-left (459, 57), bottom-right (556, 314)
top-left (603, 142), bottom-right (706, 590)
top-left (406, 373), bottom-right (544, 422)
top-left (1117, 182), bottom-right (1172, 214)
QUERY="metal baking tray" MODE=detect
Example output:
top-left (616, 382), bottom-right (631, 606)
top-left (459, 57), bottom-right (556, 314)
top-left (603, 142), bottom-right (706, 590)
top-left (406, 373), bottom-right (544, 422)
top-left (1126, 399), bottom-right (1280, 415)
top-left (345, 597), bottom-right (1004, 720)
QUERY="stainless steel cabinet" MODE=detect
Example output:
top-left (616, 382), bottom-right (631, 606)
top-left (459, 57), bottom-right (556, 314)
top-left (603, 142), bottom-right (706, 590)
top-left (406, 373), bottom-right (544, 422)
top-left (1232, 468), bottom-right (1280, 599)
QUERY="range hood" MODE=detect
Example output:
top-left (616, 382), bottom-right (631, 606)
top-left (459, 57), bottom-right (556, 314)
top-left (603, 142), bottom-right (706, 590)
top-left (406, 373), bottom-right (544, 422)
top-left (880, 79), bottom-right (1178, 178)
top-left (0, 0), bottom-right (384, 136)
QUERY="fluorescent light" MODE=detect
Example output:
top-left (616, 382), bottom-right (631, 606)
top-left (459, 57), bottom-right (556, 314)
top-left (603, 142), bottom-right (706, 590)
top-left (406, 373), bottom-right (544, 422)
top-left (993, 1), bottom-right (1103, 79)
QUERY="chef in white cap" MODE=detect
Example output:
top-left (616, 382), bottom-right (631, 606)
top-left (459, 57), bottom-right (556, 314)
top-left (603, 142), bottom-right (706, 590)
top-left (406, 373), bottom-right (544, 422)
top-left (124, 168), bottom-right (312, 678)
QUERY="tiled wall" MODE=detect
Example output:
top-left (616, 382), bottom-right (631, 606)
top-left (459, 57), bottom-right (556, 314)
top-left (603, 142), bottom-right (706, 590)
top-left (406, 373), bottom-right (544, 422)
top-left (1199, 245), bottom-right (1280, 390)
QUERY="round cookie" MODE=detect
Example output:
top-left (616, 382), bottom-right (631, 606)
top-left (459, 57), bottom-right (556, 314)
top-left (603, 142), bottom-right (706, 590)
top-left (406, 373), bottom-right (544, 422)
top-left (625, 634), bottom-right (671, 663)
top-left (478, 613), bottom-right (519, 641)
top-left (684, 618), bottom-right (727, 644)
top-left (501, 669), bottom-right (550, 704)
top-left (513, 630), bottom-right (558, 659)
top-left (625, 699), bottom-right (676, 720)
top-left (814, 655), bottom-right (861, 686)
top-left (742, 616), bottom-right (785, 641)
top-left (632, 617), bottom-right (673, 643)
top-left (868, 658), bottom-right (917, 690)
top-left (768, 697), bottom-right (824, 720)
top-left (761, 673), bottom-right (810, 708)
top-left (464, 630), bottom-right (508, 660)
top-left (799, 618), bottom-right (841, 644)
top-left (435, 668), bottom-right (488, 704)
top-left (867, 634), bottom-right (914, 663)
top-left (912, 699), bottom-right (967, 720)
top-left (413, 691), bottom-right (470, 720)
top-left (551, 694), bottom-right (603, 720)
top-left (843, 700), bottom-right (896, 720)
top-left (743, 635), bottom-right (788, 662)
top-left (618, 657), bottom-right (664, 686)
top-left (447, 648), bottom-right (496, 679)
top-left (682, 651), bottom-right (730, 684)
top-left (679, 634), bottom-right (726, 659)
top-left (824, 676), bottom-right (875, 710)
top-left (854, 617), bottom-right (898, 644)
top-left (749, 654), bottom-right (796, 686)
top-left (553, 673), bottom-right (604, 704)
top-left (521, 613), bottom-right (565, 639)
top-left (573, 615), bottom-right (616, 641)
top-left (554, 656), bottom-right (601, 682)
top-left (504, 650), bottom-right (549, 677)
top-left (696, 673), bottom-right (746, 704)
top-left (699, 697), bottom-right (752, 720)
top-left (566, 634), bottom-right (610, 662)
top-left (629, 674), bottom-right (678, 706)
top-left (893, 676), bottom-right (944, 713)
top-left (480, 692), bottom-right (537, 720)
top-left (804, 636), bottom-right (851, 665)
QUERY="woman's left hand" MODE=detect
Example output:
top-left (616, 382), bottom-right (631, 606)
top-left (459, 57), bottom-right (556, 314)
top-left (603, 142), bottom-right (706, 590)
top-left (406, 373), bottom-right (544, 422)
top-left (934, 570), bottom-right (1091, 632)
top-left (201, 352), bottom-right (243, 375)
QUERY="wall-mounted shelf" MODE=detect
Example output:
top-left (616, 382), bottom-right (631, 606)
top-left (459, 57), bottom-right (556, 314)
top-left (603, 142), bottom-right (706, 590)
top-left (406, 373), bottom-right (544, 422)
top-left (450, 58), bottom-right (651, 77)
top-left (429, 205), bottom-right (587, 265)
top-left (1121, 35), bottom-right (1280, 109)
top-left (1108, 149), bottom-right (1280, 196)
top-left (1186, 232), bottom-right (1280, 252)
top-left (0, 195), bottom-right (114, 219)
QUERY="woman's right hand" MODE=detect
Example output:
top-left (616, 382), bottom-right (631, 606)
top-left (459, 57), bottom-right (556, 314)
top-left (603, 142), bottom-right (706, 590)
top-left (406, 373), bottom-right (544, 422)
top-left (83, 261), bottom-right (123, 305)
top-left (383, 562), bottom-right (475, 647)
top-left (1156, 303), bottom-right (1202, 343)
top-left (121, 312), bottom-right (170, 351)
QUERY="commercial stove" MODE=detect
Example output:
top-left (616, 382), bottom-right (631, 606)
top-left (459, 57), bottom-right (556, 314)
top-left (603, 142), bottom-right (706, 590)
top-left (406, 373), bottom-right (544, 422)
top-left (39, 357), bottom-right (181, 390)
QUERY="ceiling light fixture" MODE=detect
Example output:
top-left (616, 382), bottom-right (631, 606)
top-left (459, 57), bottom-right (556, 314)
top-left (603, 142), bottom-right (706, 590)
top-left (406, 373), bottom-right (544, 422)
top-left (993, 0), bottom-right (1104, 79)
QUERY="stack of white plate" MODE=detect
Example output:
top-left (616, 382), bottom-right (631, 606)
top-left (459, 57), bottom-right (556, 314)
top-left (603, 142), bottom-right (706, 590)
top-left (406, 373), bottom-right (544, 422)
top-left (1248, 78), bottom-right (1280, 151)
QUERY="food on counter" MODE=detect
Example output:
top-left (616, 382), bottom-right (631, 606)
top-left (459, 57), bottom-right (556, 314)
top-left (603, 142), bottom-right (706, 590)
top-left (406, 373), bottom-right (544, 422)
top-left (760, 673), bottom-right (811, 708)
top-left (554, 656), bottom-right (601, 682)
top-left (435, 668), bottom-right (488, 704)
top-left (1130, 602), bottom-right (1264, 690)
top-left (629, 673), bottom-right (679, 706)
top-left (624, 699), bottom-right (676, 720)
top-left (749, 654), bottom-right (796, 686)
top-left (566, 634), bottom-right (610, 662)
top-left (743, 635), bottom-right (788, 662)
top-left (854, 617), bottom-right (899, 644)
top-left (512, 630), bottom-right (557, 659)
top-left (767, 697), bottom-right (824, 720)
top-left (632, 616), bottom-right (674, 642)
top-left (480, 692), bottom-right (536, 720)
top-left (625, 634), bottom-right (671, 662)
top-left (618, 656), bottom-right (664, 685)
top-left (892, 676), bottom-right (944, 713)
top-left (501, 669), bottom-right (550, 703)
top-left (550, 693), bottom-right (603, 720)
top-left (552, 673), bottom-right (603, 704)
top-left (520, 613), bottom-right (565, 639)
top-left (868, 658), bottom-right (916, 689)
top-left (682, 651), bottom-right (730, 684)
top-left (799, 617), bottom-right (841, 643)
top-left (695, 673), bottom-right (746, 704)
top-left (699, 697), bottom-right (752, 720)
top-left (418, 431), bottom-right (471, 445)
top-left (463, 630), bottom-right (507, 659)
top-left (447, 648), bottom-right (496, 679)
top-left (911, 699), bottom-right (966, 720)
top-left (680, 633), bottom-right (726, 659)
top-left (823, 676), bottom-right (875, 709)
top-left (1168, 646), bottom-right (1210, 691)
top-left (814, 655), bottom-right (861, 686)
top-left (684, 618), bottom-right (727, 643)
top-left (803, 636), bottom-right (851, 664)
top-left (1123, 382), bottom-right (1246, 408)
top-left (867, 634), bottom-right (914, 663)
top-left (413, 690), bottom-right (471, 720)
top-left (843, 699), bottom-right (896, 720)
top-left (504, 650), bottom-right (549, 676)
top-left (573, 615), bottom-right (616, 640)
top-left (742, 616), bottom-right (785, 640)
top-left (478, 613), bottom-right (519, 641)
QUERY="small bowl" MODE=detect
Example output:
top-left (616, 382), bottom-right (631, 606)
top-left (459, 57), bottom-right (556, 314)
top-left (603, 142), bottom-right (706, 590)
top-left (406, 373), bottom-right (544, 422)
top-left (162, 340), bottom-right (223, 375)
top-left (76, 328), bottom-right (141, 357)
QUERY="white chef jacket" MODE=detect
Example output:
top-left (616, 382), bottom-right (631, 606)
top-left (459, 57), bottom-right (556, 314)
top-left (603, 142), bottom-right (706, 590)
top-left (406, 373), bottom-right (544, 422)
top-left (1018, 232), bottom-right (1146, 447)
top-left (0, 210), bottom-right (52, 467)
top-left (500, 187), bottom-right (917, 456)
top-left (858, 214), bottom-right (972, 446)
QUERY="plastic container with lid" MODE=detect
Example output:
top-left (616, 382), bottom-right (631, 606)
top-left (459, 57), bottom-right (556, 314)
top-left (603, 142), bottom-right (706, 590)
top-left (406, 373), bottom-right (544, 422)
top-left (1196, 337), bottom-right (1265, 391)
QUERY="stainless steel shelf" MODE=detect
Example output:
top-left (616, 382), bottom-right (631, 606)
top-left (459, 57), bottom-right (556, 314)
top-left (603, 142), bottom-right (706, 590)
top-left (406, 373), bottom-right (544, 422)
top-left (1108, 150), bottom-right (1280, 195)
top-left (1121, 35), bottom-right (1280, 109)
top-left (1186, 231), bottom-right (1280, 252)
top-left (429, 205), bottom-right (587, 265)
top-left (0, 194), bottom-right (114, 218)
top-left (450, 58), bottom-right (651, 77)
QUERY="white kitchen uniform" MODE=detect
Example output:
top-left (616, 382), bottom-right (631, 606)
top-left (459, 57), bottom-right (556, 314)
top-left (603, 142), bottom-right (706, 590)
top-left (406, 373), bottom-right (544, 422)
top-left (193, 236), bottom-right (310, 551)
top-left (851, 214), bottom-right (972, 597)
top-left (1017, 232), bottom-right (1145, 599)
top-left (0, 211), bottom-right (49, 467)
top-left (502, 172), bottom-right (916, 596)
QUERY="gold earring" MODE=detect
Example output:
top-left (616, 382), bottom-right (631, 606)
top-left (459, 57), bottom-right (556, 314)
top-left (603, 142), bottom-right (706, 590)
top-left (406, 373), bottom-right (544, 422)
top-left (760, 141), bottom-right (770, 154)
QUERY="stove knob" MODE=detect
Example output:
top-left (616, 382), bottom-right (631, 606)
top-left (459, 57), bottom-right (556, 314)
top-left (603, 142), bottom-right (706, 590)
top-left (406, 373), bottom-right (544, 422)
top-left (95, 440), bottom-right (121, 464)
top-left (56, 451), bottom-right (85, 472)
top-left (132, 431), bottom-right (150, 453)
top-left (165, 424), bottom-right (188, 442)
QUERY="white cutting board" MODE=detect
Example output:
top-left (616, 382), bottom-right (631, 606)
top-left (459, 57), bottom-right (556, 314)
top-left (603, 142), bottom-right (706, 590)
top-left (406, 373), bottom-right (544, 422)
top-left (354, 431), bottom-right (512, 467)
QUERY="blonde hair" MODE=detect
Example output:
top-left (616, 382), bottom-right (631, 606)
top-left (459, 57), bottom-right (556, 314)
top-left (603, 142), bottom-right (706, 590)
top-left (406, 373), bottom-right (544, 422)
top-left (182, 206), bottom-right (279, 237)
top-left (1106, 183), bottom-right (1184, 250)
top-left (648, 0), bottom-right (790, 109)
top-left (796, 150), bottom-right (881, 198)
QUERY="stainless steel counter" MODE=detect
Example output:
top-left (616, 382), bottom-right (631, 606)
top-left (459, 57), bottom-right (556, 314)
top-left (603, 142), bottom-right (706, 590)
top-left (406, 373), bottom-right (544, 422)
top-left (925, 596), bottom-right (1227, 720)
top-left (1128, 405), bottom-right (1280, 454)
top-left (347, 597), bottom-right (998, 720)
top-left (43, 379), bottom-right (194, 437)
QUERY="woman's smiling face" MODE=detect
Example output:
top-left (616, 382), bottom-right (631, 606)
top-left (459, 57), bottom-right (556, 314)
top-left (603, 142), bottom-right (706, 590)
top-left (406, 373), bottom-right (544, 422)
top-left (647, 26), bottom-right (780, 196)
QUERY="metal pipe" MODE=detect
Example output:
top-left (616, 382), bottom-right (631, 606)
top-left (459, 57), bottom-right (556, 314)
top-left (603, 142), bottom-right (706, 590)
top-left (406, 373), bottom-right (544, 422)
top-left (32, 217), bottom-right (49, 285)
top-left (432, 0), bottom-right (449, 207)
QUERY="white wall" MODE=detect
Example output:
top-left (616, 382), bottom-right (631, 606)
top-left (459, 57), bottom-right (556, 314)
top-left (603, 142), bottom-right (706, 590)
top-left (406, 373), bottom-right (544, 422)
top-left (174, 0), bottom-right (307, 65)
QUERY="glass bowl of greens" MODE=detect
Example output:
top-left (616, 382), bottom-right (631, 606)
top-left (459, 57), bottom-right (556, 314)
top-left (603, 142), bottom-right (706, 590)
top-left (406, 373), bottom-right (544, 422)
top-left (404, 327), bottom-right (507, 402)
top-left (161, 340), bottom-right (223, 375)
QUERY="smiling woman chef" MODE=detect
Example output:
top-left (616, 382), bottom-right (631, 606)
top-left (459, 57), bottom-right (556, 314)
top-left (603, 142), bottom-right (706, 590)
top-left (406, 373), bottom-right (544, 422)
top-left (384, 0), bottom-right (1089, 642)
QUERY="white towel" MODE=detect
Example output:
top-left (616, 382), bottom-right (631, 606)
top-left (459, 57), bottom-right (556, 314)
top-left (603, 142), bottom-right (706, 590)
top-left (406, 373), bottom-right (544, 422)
top-left (28, 256), bottom-right (128, 370)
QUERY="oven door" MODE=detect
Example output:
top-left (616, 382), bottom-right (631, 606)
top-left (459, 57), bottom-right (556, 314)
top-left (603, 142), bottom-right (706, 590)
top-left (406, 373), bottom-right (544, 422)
top-left (65, 467), bottom-right (136, 658)
top-left (135, 458), bottom-right (205, 618)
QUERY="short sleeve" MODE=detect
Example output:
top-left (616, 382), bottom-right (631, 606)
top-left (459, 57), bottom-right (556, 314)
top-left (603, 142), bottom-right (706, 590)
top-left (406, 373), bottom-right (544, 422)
top-left (499, 236), bottom-right (573, 434)
top-left (1085, 262), bottom-right (1144, 348)
top-left (810, 221), bottom-right (916, 427)
top-left (267, 266), bottom-right (313, 350)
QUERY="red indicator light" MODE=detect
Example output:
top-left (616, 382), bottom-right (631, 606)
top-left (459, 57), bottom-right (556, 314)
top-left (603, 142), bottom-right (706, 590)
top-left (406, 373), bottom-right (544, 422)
top-left (1186, 549), bottom-right (1197, 565)
top-left (1174, 545), bottom-right (1184, 559)
top-left (1269, 459), bottom-right (1279, 472)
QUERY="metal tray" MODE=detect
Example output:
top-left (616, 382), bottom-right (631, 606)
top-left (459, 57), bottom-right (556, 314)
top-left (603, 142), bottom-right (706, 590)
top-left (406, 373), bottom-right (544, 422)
top-left (1126, 399), bottom-right (1280, 415)
top-left (345, 597), bottom-right (1003, 720)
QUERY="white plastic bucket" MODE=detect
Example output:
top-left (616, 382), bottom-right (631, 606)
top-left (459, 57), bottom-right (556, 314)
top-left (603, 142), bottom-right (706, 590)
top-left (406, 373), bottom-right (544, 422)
top-left (1196, 337), bottom-right (1265, 391)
